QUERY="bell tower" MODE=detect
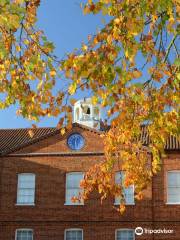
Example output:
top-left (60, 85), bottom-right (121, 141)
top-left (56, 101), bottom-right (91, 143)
top-left (73, 98), bottom-right (101, 129)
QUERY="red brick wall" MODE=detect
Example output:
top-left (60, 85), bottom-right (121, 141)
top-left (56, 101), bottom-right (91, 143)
top-left (0, 127), bottom-right (180, 239)
top-left (16, 126), bottom-right (104, 154)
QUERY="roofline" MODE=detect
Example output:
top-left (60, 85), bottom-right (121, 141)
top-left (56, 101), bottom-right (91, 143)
top-left (0, 127), bottom-right (55, 130)
top-left (0, 123), bottom-right (103, 156)
top-left (0, 123), bottom-right (179, 156)
top-left (5, 152), bottom-right (105, 157)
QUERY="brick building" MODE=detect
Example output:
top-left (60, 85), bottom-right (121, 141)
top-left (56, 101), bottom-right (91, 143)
top-left (0, 98), bottom-right (180, 240)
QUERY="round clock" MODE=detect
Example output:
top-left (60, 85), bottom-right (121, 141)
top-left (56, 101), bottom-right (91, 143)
top-left (67, 133), bottom-right (85, 150)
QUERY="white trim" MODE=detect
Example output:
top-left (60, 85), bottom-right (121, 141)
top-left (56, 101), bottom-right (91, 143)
top-left (64, 228), bottom-right (83, 240)
top-left (114, 203), bottom-right (135, 206)
top-left (64, 203), bottom-right (84, 206)
top-left (15, 228), bottom-right (33, 240)
top-left (166, 202), bottom-right (180, 205)
top-left (115, 228), bottom-right (135, 240)
top-left (16, 173), bottom-right (36, 206)
top-left (166, 170), bottom-right (180, 205)
top-left (65, 172), bottom-right (84, 206)
top-left (15, 203), bottom-right (35, 206)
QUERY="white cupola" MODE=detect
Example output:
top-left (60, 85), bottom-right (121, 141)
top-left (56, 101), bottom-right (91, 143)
top-left (73, 98), bottom-right (101, 129)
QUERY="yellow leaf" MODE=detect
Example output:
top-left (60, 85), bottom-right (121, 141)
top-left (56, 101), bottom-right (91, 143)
top-left (50, 70), bottom-right (56, 77)
top-left (60, 128), bottom-right (66, 135)
top-left (133, 70), bottom-right (142, 78)
top-left (70, 98), bottom-right (76, 105)
top-left (82, 44), bottom-right (88, 52)
top-left (68, 83), bottom-right (77, 95)
top-left (24, 39), bottom-right (29, 45)
top-left (16, 45), bottom-right (21, 52)
top-left (28, 129), bottom-right (34, 138)
top-left (119, 204), bottom-right (126, 214)
top-left (114, 18), bottom-right (121, 25)
top-left (91, 96), bottom-right (98, 105)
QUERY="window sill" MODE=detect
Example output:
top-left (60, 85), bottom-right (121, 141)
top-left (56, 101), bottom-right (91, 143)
top-left (15, 203), bottom-right (35, 206)
top-left (114, 203), bottom-right (135, 206)
top-left (64, 203), bottom-right (84, 206)
top-left (166, 202), bottom-right (180, 205)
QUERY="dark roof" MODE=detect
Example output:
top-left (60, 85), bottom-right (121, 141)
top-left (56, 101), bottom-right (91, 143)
top-left (0, 123), bottom-right (102, 156)
top-left (0, 124), bottom-right (179, 156)
top-left (0, 127), bottom-right (56, 156)
top-left (139, 125), bottom-right (180, 150)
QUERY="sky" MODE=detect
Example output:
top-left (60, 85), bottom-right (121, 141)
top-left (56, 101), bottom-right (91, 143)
top-left (0, 0), bottom-right (104, 129)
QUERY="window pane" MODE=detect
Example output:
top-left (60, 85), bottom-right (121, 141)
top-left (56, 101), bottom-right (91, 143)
top-left (18, 174), bottom-right (35, 188)
top-left (116, 230), bottom-right (134, 240)
top-left (66, 189), bottom-right (81, 204)
top-left (67, 173), bottom-right (83, 188)
top-left (17, 174), bottom-right (35, 204)
top-left (168, 189), bottom-right (180, 203)
top-left (124, 187), bottom-right (134, 204)
top-left (16, 230), bottom-right (33, 240)
top-left (66, 230), bottom-right (82, 240)
top-left (168, 172), bottom-right (180, 187)
top-left (115, 172), bottom-right (134, 204)
top-left (168, 172), bottom-right (180, 203)
top-left (66, 173), bottom-right (84, 204)
top-left (168, 187), bottom-right (180, 195)
top-left (18, 189), bottom-right (34, 196)
top-left (115, 172), bottom-right (123, 184)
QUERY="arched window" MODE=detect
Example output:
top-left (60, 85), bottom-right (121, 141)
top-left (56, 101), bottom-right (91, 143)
top-left (82, 105), bottom-right (90, 115)
top-left (81, 105), bottom-right (91, 120)
top-left (86, 107), bottom-right (90, 114)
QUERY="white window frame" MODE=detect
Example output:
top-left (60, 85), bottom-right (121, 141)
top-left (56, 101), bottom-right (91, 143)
top-left (115, 229), bottom-right (135, 240)
top-left (166, 170), bottom-right (180, 205)
top-left (114, 171), bottom-right (135, 205)
top-left (64, 228), bottom-right (83, 240)
top-left (15, 228), bottom-right (33, 240)
top-left (65, 172), bottom-right (84, 206)
top-left (16, 173), bottom-right (36, 206)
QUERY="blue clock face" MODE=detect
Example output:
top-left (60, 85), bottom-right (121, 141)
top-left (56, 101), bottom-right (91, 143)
top-left (67, 133), bottom-right (85, 150)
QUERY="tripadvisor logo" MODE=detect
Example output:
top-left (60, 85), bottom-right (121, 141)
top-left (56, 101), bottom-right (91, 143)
top-left (135, 227), bottom-right (143, 236)
top-left (135, 227), bottom-right (174, 235)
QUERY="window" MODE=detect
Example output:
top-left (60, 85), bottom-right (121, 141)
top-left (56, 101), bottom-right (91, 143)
top-left (17, 173), bottom-right (35, 205)
top-left (65, 229), bottom-right (83, 240)
top-left (65, 172), bottom-right (84, 205)
top-left (82, 105), bottom-right (90, 115)
top-left (167, 171), bottom-right (180, 204)
top-left (16, 229), bottom-right (33, 240)
top-left (81, 105), bottom-right (91, 120)
top-left (115, 171), bottom-right (134, 205)
top-left (116, 229), bottom-right (134, 240)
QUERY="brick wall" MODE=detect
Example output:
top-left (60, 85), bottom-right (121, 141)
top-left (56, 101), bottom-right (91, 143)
top-left (0, 127), bottom-right (180, 239)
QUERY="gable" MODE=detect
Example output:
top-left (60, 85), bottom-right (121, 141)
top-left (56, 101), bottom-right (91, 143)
top-left (10, 125), bottom-right (104, 155)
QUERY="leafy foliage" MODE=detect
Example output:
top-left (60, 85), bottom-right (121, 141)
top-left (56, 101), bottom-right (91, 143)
top-left (62, 0), bottom-right (179, 212)
top-left (0, 0), bottom-right (65, 121)
top-left (0, 0), bottom-right (179, 213)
